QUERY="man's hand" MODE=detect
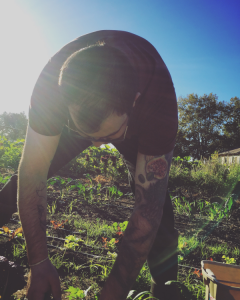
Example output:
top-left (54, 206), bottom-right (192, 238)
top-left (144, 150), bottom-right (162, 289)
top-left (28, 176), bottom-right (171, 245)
top-left (27, 259), bottom-right (61, 300)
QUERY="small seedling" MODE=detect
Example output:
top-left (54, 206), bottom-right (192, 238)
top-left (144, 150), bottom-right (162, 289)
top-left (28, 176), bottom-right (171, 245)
top-left (65, 285), bottom-right (91, 300)
top-left (64, 235), bottom-right (83, 250)
top-left (222, 255), bottom-right (236, 264)
top-left (48, 200), bottom-right (57, 215)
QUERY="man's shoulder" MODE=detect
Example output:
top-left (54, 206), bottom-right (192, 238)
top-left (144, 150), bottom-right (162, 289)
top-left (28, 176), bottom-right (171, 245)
top-left (67, 30), bottom-right (157, 56)
top-left (73, 30), bottom-right (150, 43)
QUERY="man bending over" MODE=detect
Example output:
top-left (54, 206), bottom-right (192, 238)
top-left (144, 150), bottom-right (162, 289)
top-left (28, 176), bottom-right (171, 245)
top-left (0, 30), bottom-right (178, 300)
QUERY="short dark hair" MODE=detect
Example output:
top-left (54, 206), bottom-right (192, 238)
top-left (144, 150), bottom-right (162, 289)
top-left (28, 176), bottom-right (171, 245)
top-left (58, 43), bottom-right (137, 133)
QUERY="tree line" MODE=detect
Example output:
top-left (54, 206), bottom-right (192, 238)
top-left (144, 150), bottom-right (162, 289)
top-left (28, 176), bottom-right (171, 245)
top-left (0, 112), bottom-right (28, 141)
top-left (1, 93), bottom-right (240, 160)
top-left (175, 93), bottom-right (240, 160)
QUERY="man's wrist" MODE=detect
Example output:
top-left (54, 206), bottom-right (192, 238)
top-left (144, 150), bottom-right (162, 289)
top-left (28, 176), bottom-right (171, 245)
top-left (29, 257), bottom-right (49, 267)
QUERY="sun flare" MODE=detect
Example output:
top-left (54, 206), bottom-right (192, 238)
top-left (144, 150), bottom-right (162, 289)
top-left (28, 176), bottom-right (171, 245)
top-left (0, 0), bottom-right (49, 115)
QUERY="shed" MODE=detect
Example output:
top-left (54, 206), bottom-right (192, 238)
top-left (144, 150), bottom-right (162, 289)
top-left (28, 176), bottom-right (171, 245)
top-left (218, 148), bottom-right (240, 164)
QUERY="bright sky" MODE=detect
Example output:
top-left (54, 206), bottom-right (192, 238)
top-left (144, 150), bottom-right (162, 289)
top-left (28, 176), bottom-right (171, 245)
top-left (0, 0), bottom-right (239, 116)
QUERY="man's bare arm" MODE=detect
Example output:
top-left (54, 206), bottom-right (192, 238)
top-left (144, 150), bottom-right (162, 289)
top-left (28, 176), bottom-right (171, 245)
top-left (99, 150), bottom-right (173, 300)
top-left (18, 126), bottom-right (61, 299)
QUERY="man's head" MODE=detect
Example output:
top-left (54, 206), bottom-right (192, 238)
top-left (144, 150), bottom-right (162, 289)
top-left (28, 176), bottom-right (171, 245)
top-left (58, 43), bottom-right (137, 135)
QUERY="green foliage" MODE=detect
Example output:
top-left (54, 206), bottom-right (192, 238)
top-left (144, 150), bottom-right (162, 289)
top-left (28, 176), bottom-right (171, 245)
top-left (0, 174), bottom-right (11, 184)
top-left (112, 221), bottom-right (128, 232)
top-left (108, 185), bottom-right (123, 199)
top-left (0, 135), bottom-right (24, 170)
top-left (60, 145), bottom-right (128, 181)
top-left (0, 111), bottom-right (28, 140)
top-left (169, 153), bottom-right (240, 200)
top-left (47, 200), bottom-right (57, 215)
top-left (64, 235), bottom-right (83, 250)
top-left (13, 241), bottom-right (26, 261)
top-left (50, 250), bottom-right (67, 270)
top-left (176, 93), bottom-right (225, 159)
top-left (222, 255), bottom-right (236, 264)
top-left (222, 97), bottom-right (240, 150)
top-left (65, 286), bottom-right (91, 300)
top-left (175, 94), bottom-right (240, 159)
top-left (178, 235), bottom-right (199, 257)
top-left (127, 291), bottom-right (154, 300)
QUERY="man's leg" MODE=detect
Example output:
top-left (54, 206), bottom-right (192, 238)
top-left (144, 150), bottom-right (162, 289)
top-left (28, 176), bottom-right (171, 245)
top-left (0, 126), bottom-right (91, 227)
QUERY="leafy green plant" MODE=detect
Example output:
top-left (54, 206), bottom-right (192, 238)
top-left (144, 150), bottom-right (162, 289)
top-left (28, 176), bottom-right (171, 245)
top-left (47, 176), bottom-right (67, 199)
top-left (50, 250), bottom-right (67, 270)
top-left (222, 255), bottom-right (236, 264)
top-left (112, 221), bottom-right (128, 232)
top-left (13, 240), bottom-right (26, 260)
top-left (178, 235), bottom-right (199, 257)
top-left (108, 185), bottom-right (117, 199)
top-left (0, 136), bottom-right (24, 171)
top-left (65, 286), bottom-right (91, 300)
top-left (102, 237), bottom-right (118, 251)
top-left (178, 255), bottom-right (184, 263)
top-left (0, 174), bottom-right (11, 184)
top-left (94, 263), bottom-right (112, 281)
top-left (64, 235), bottom-right (83, 250)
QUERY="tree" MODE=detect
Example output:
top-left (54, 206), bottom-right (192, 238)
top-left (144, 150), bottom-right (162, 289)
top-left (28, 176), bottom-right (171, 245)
top-left (175, 93), bottom-right (226, 159)
top-left (0, 112), bottom-right (28, 140)
top-left (222, 97), bottom-right (240, 150)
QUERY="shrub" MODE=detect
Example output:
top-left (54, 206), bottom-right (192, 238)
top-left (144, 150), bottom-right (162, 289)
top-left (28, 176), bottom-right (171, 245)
top-left (169, 153), bottom-right (240, 198)
top-left (0, 136), bottom-right (24, 171)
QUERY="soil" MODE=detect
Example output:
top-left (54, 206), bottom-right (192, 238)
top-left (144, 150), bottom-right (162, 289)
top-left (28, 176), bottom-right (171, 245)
top-left (1, 173), bottom-right (240, 299)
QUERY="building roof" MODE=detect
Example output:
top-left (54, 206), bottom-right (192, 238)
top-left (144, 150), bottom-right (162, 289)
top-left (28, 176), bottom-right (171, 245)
top-left (218, 148), bottom-right (240, 156)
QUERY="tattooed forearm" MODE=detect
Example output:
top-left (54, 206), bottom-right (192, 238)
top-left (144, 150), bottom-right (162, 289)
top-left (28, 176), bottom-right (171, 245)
top-left (99, 151), bottom-right (173, 300)
top-left (135, 180), bottom-right (166, 226)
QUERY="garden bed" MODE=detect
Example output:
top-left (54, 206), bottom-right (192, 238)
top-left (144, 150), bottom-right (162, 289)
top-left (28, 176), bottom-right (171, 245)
top-left (1, 171), bottom-right (240, 300)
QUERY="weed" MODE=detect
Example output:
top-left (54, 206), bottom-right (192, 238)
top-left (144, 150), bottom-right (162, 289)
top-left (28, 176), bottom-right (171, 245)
top-left (13, 240), bottom-right (26, 260)
top-left (48, 200), bottom-right (57, 215)
top-left (50, 250), bottom-right (67, 270)
top-left (222, 255), bottom-right (236, 264)
top-left (65, 285), bottom-right (91, 300)
top-left (64, 235), bottom-right (83, 250)
top-left (68, 199), bottom-right (78, 214)
top-left (127, 291), bottom-right (154, 300)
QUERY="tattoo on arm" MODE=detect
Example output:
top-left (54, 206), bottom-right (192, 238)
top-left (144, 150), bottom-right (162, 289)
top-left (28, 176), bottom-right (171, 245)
top-left (145, 154), bottom-right (168, 180)
top-left (135, 179), bottom-right (167, 226)
top-left (138, 174), bottom-right (145, 183)
top-left (103, 151), bottom-right (173, 299)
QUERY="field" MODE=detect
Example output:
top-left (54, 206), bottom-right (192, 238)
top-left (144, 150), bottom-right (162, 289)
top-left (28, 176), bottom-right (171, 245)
top-left (1, 143), bottom-right (240, 300)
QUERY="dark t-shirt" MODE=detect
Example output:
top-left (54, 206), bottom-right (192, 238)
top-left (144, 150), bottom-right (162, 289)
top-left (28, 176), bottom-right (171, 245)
top-left (29, 30), bottom-right (178, 156)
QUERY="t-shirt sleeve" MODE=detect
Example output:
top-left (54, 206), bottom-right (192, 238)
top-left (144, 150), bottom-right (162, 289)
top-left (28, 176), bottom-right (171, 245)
top-left (28, 57), bottom-right (67, 136)
top-left (28, 35), bottom-right (94, 136)
top-left (137, 64), bottom-right (178, 156)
